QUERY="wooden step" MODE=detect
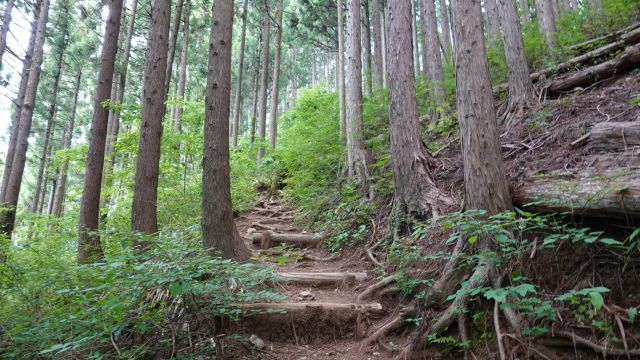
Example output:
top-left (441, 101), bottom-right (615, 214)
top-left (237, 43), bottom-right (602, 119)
top-left (251, 231), bottom-right (325, 248)
top-left (236, 302), bottom-right (384, 343)
top-left (275, 272), bottom-right (368, 287)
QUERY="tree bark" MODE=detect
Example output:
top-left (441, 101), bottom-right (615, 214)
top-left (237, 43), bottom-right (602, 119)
top-left (0, 8), bottom-right (38, 203)
top-left (131, 0), bottom-right (171, 243)
top-left (232, 0), bottom-right (248, 148)
top-left (0, 0), bottom-right (14, 67)
top-left (513, 166), bottom-right (640, 219)
top-left (386, 0), bottom-right (454, 217)
top-left (451, 0), bottom-right (512, 213)
top-left (173, 0), bottom-right (189, 131)
top-left (439, 0), bottom-right (452, 60)
top-left (201, 0), bottom-right (250, 261)
top-left (346, 0), bottom-right (369, 193)
top-left (497, 0), bottom-right (535, 109)
top-left (590, 122), bottom-right (640, 151)
top-left (256, 3), bottom-right (271, 163)
top-left (0, 0), bottom-right (50, 236)
top-left (421, 0), bottom-right (445, 98)
top-left (52, 67), bottom-right (82, 217)
top-left (165, 0), bottom-right (184, 98)
top-left (370, 0), bottom-right (384, 89)
top-left (77, 0), bottom-right (124, 263)
top-left (534, 0), bottom-right (556, 49)
top-left (361, 0), bottom-right (373, 96)
top-left (268, 0), bottom-right (284, 148)
top-left (337, 0), bottom-right (347, 143)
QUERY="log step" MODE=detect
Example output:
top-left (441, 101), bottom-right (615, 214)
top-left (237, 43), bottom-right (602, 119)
top-left (236, 302), bottom-right (384, 342)
top-left (251, 231), bottom-right (325, 248)
top-left (275, 272), bottom-right (368, 286)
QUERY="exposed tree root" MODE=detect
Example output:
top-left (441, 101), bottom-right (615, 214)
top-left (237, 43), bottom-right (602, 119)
top-left (358, 275), bottom-right (399, 302)
top-left (362, 306), bottom-right (416, 347)
top-left (540, 331), bottom-right (640, 357)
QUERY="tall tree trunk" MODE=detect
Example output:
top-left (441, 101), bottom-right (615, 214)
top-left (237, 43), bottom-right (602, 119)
top-left (338, 0), bottom-right (347, 143)
top-left (361, 0), bottom-right (373, 96)
top-left (519, 0), bottom-right (531, 23)
top-left (131, 0), bottom-right (171, 243)
top-left (370, 0), bottom-right (384, 89)
top-left (0, 0), bottom-right (14, 67)
top-left (52, 67), bottom-right (82, 217)
top-left (451, 0), bottom-right (511, 213)
top-left (250, 38), bottom-right (261, 144)
top-left (256, 3), bottom-right (271, 163)
top-left (0, 8), bottom-right (38, 203)
top-left (411, 0), bottom-right (420, 73)
top-left (439, 0), bottom-right (452, 60)
top-left (421, 0), bottom-right (445, 98)
top-left (534, 0), bottom-right (556, 49)
top-left (386, 0), bottom-right (453, 217)
top-left (32, 25), bottom-right (68, 213)
top-left (346, 0), bottom-right (369, 193)
top-left (484, 0), bottom-right (501, 44)
top-left (46, 171), bottom-right (56, 215)
top-left (165, 0), bottom-right (184, 98)
top-left (268, 0), bottom-right (284, 148)
top-left (0, 0), bottom-right (49, 236)
top-left (381, 7), bottom-right (388, 86)
top-left (77, 0), bottom-right (124, 263)
top-left (232, 0), bottom-right (248, 148)
top-left (201, 0), bottom-right (250, 261)
top-left (497, 0), bottom-right (535, 110)
top-left (173, 0), bottom-right (190, 131)
top-left (37, 144), bottom-right (52, 214)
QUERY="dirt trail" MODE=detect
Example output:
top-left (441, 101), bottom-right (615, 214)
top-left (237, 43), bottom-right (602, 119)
top-left (234, 196), bottom-right (395, 360)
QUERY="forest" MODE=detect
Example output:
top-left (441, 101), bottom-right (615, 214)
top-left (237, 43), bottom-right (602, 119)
top-left (0, 0), bottom-right (639, 358)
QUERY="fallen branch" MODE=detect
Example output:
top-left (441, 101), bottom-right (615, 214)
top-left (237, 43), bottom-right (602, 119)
top-left (358, 275), bottom-right (399, 302)
top-left (568, 22), bottom-right (640, 53)
top-left (275, 272), bottom-right (367, 287)
top-left (547, 331), bottom-right (640, 357)
top-left (590, 121), bottom-right (640, 151)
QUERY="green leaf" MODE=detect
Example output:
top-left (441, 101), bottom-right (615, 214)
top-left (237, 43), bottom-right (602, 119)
top-left (468, 235), bottom-right (478, 245)
top-left (599, 238), bottom-right (623, 246)
top-left (628, 308), bottom-right (637, 323)
top-left (589, 292), bottom-right (604, 311)
top-left (494, 234), bottom-right (510, 243)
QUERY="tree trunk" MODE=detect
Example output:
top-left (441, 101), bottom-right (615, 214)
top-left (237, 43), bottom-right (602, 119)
top-left (484, 0), bottom-right (501, 45)
top-left (497, 0), bottom-right (535, 110)
top-left (232, 0), bottom-right (248, 148)
top-left (52, 67), bottom-right (82, 217)
top-left (519, 0), bottom-right (531, 23)
top-left (131, 0), bottom-right (171, 243)
top-left (256, 4), bottom-right (271, 163)
top-left (0, 0), bottom-right (14, 67)
top-left (589, 122), bottom-right (640, 151)
top-left (201, 0), bottom-right (250, 261)
top-left (0, 0), bottom-right (50, 236)
top-left (546, 44), bottom-right (640, 96)
top-left (346, 0), bottom-right (369, 193)
top-left (337, 0), bottom-right (347, 143)
top-left (451, 0), bottom-right (512, 213)
top-left (421, 0), bottom-right (445, 98)
top-left (32, 23), bottom-right (68, 214)
top-left (0, 9), bottom-right (38, 203)
top-left (534, 0), bottom-right (556, 49)
top-left (250, 39), bottom-right (261, 144)
top-left (77, 0), bottom-right (124, 263)
top-left (361, 0), bottom-right (373, 96)
top-left (173, 0), bottom-right (189, 131)
top-left (268, 0), bottom-right (284, 148)
top-left (370, 0), bottom-right (384, 89)
top-left (100, 0), bottom-right (138, 222)
top-left (165, 0), bottom-right (184, 98)
top-left (412, 0), bottom-right (420, 73)
top-left (439, 0), bottom-right (452, 60)
top-left (386, 0), bottom-right (454, 217)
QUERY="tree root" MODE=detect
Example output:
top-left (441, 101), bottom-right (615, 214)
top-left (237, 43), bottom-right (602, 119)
top-left (358, 275), bottom-right (399, 302)
top-left (539, 331), bottom-right (640, 357)
top-left (363, 306), bottom-right (416, 347)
